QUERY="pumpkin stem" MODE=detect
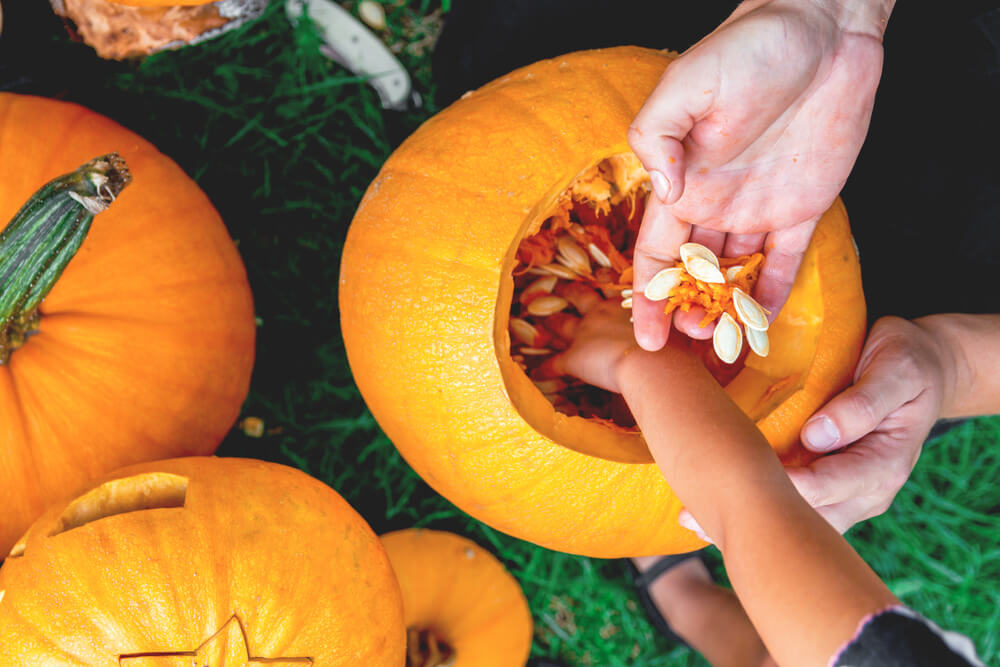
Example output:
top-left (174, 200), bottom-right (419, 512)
top-left (406, 627), bottom-right (456, 667)
top-left (0, 153), bottom-right (131, 364)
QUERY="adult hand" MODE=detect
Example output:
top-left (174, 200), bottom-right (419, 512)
top-left (786, 316), bottom-right (956, 533)
top-left (628, 0), bottom-right (891, 350)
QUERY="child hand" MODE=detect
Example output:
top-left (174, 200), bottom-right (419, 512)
top-left (785, 316), bottom-right (955, 533)
top-left (550, 294), bottom-right (639, 394)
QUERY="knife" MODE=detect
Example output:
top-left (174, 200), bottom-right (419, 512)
top-left (286, 0), bottom-right (421, 112)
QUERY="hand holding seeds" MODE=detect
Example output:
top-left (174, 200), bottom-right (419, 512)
top-left (627, 0), bottom-right (889, 351)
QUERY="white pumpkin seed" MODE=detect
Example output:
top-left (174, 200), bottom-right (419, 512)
top-left (533, 379), bottom-right (566, 394)
top-left (746, 326), bottom-right (770, 357)
top-left (643, 267), bottom-right (684, 301)
top-left (519, 275), bottom-right (559, 304)
top-left (732, 288), bottom-right (769, 330)
top-left (536, 263), bottom-right (578, 280)
top-left (620, 297), bottom-right (633, 309)
top-left (527, 295), bottom-right (569, 317)
top-left (713, 312), bottom-right (743, 364)
top-left (509, 317), bottom-right (541, 345)
top-left (588, 243), bottom-right (613, 268)
top-left (519, 346), bottom-right (553, 356)
top-left (556, 236), bottom-right (592, 275)
top-left (620, 288), bottom-right (633, 298)
top-left (680, 242), bottom-right (720, 268)
top-left (685, 256), bottom-right (725, 284)
top-left (725, 265), bottom-right (744, 282)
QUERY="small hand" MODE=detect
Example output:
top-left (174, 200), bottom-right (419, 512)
top-left (786, 316), bottom-right (953, 533)
top-left (628, 0), bottom-right (887, 349)
top-left (550, 291), bottom-right (638, 394)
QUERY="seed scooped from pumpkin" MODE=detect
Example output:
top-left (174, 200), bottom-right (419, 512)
top-left (509, 154), bottom-right (770, 424)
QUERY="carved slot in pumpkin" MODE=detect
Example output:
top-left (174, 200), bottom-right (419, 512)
top-left (48, 473), bottom-right (188, 537)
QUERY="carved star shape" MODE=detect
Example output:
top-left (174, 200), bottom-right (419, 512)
top-left (119, 615), bottom-right (312, 666)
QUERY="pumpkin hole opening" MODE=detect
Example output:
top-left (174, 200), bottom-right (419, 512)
top-left (501, 153), bottom-right (820, 463)
top-left (48, 472), bottom-right (188, 537)
top-left (407, 627), bottom-right (456, 667)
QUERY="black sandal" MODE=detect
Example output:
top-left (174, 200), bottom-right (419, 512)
top-left (626, 550), bottom-right (710, 647)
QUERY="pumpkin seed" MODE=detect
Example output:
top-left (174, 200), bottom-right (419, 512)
top-left (588, 243), bottom-right (613, 268)
top-left (725, 265), bottom-right (744, 282)
top-left (643, 267), bottom-right (683, 301)
top-left (527, 295), bottom-right (569, 317)
top-left (519, 275), bottom-right (559, 304)
top-left (534, 263), bottom-right (578, 280)
top-left (746, 326), bottom-right (770, 357)
top-left (685, 256), bottom-right (725, 284)
top-left (533, 379), bottom-right (567, 394)
top-left (519, 346), bottom-right (553, 356)
top-left (680, 242), bottom-right (720, 268)
top-left (732, 288), bottom-right (769, 330)
top-left (556, 236), bottom-right (592, 275)
top-left (620, 288), bottom-right (633, 298)
top-left (510, 317), bottom-right (541, 345)
top-left (620, 297), bottom-right (633, 309)
top-left (713, 312), bottom-right (743, 364)
top-left (358, 0), bottom-right (386, 29)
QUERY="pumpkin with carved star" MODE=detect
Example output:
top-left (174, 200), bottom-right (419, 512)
top-left (0, 457), bottom-right (405, 665)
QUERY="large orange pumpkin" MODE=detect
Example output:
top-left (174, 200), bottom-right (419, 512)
top-left (382, 529), bottom-right (532, 667)
top-left (0, 94), bottom-right (255, 555)
top-left (340, 47), bottom-right (866, 557)
top-left (0, 457), bottom-right (405, 664)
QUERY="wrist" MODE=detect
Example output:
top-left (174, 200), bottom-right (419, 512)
top-left (808, 0), bottom-right (895, 38)
top-left (914, 314), bottom-right (972, 419)
top-left (612, 343), bottom-right (648, 394)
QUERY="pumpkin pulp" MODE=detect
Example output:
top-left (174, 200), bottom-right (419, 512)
top-left (0, 154), bottom-right (131, 364)
top-left (499, 152), bottom-right (824, 463)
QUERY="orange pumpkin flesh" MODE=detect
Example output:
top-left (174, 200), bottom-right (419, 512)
top-left (0, 93), bottom-right (255, 555)
top-left (340, 47), bottom-right (865, 557)
top-left (0, 457), bottom-right (406, 665)
top-left (381, 529), bottom-right (532, 667)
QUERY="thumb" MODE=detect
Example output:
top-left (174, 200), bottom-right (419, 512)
top-left (628, 59), bottom-right (713, 205)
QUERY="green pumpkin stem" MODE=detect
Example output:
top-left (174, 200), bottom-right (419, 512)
top-left (0, 153), bottom-right (131, 364)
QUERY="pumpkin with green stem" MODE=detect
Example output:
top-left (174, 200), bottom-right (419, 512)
top-left (0, 93), bottom-right (255, 555)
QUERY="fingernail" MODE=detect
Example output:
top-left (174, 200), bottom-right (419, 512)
top-left (677, 511), bottom-right (702, 533)
top-left (802, 415), bottom-right (840, 451)
top-left (650, 170), bottom-right (671, 201)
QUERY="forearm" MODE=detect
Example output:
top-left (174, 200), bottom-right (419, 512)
top-left (617, 347), bottom-right (897, 665)
top-left (919, 313), bottom-right (1000, 418)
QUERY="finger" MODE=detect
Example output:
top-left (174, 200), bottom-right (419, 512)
top-left (628, 61), bottom-right (715, 204)
top-left (810, 496), bottom-right (881, 535)
top-left (754, 218), bottom-right (818, 318)
top-left (723, 232), bottom-right (766, 258)
top-left (673, 307), bottom-right (715, 339)
top-left (687, 226), bottom-right (726, 257)
top-left (800, 355), bottom-right (924, 452)
top-left (784, 444), bottom-right (883, 508)
top-left (632, 198), bottom-right (691, 351)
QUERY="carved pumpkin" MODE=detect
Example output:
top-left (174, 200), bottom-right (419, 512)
top-left (0, 93), bottom-right (255, 555)
top-left (340, 47), bottom-right (866, 557)
top-left (52, 0), bottom-right (265, 59)
top-left (0, 457), bottom-right (406, 665)
top-left (381, 529), bottom-right (532, 667)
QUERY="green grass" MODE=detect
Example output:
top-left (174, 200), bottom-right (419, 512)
top-left (45, 2), bottom-right (1000, 664)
